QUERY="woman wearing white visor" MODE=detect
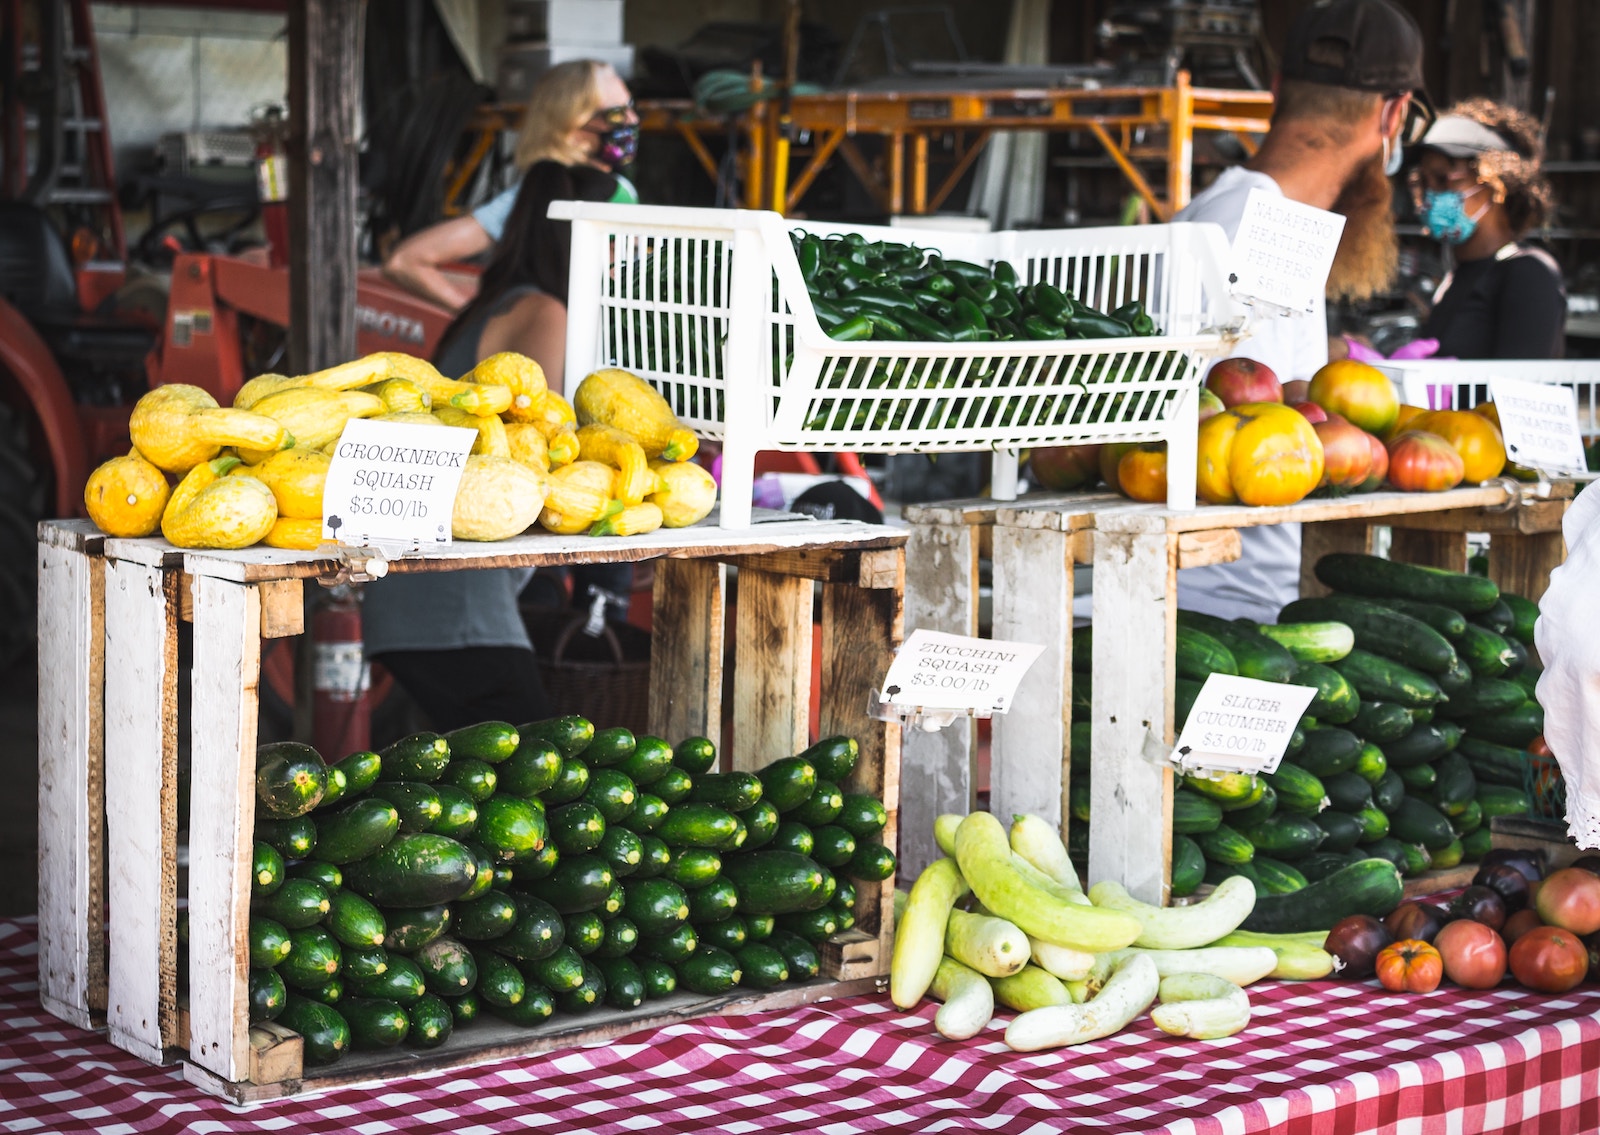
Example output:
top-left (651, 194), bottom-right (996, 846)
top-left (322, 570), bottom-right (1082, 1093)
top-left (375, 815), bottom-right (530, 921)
top-left (1411, 100), bottom-right (1565, 359)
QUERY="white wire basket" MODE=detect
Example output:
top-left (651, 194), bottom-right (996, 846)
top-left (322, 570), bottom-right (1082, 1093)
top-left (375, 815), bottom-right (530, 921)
top-left (1377, 358), bottom-right (1600, 436)
top-left (553, 202), bottom-right (1246, 527)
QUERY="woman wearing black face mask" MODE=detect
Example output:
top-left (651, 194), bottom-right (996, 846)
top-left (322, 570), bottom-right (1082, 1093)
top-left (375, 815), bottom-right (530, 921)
top-left (362, 63), bottom-right (644, 736)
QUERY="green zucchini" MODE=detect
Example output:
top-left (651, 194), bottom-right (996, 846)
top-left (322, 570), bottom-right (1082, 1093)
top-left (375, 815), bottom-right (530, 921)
top-left (595, 957), bottom-right (646, 1010)
top-left (379, 733), bottom-right (451, 783)
top-left (343, 996), bottom-right (409, 1050)
top-left (599, 826), bottom-right (645, 877)
top-left (345, 833), bottom-right (478, 908)
top-left (623, 878), bottom-right (691, 935)
top-left (596, 916), bottom-right (640, 959)
top-left (496, 739), bottom-right (563, 798)
top-left (791, 781), bottom-right (844, 826)
top-left (1331, 650), bottom-right (1445, 708)
top-left (430, 784), bottom-right (479, 840)
top-left (1294, 661), bottom-right (1361, 724)
top-left (1265, 763), bottom-right (1329, 815)
top-left (531, 855), bottom-right (615, 914)
top-left (584, 727), bottom-right (636, 769)
top-left (663, 847), bottom-right (723, 888)
top-left (741, 800), bottom-right (781, 850)
top-left (581, 768), bottom-right (638, 824)
top-left (543, 756), bottom-right (591, 805)
top-left (331, 750), bottom-right (382, 799)
top-left (279, 926), bottom-right (342, 990)
top-left (1313, 553), bottom-right (1500, 614)
top-left (494, 896), bottom-right (564, 962)
top-left (439, 758), bottom-right (498, 803)
top-left (523, 944), bottom-right (586, 991)
top-left (249, 966), bottom-right (287, 1022)
top-left (277, 994), bottom-right (350, 1065)
top-left (1194, 824), bottom-right (1254, 865)
top-left (1457, 624), bottom-right (1516, 678)
top-left (1459, 701), bottom-right (1543, 747)
top-left (1177, 610), bottom-right (1297, 682)
top-left (672, 735), bottom-right (718, 776)
top-left (476, 795), bottom-right (550, 864)
top-left (1366, 596), bottom-right (1469, 639)
top-left (324, 890), bottom-right (385, 949)
top-left (350, 955), bottom-right (425, 1005)
top-left (252, 841), bottom-right (285, 897)
top-left (441, 721), bottom-right (519, 764)
top-left (1170, 834), bottom-right (1206, 897)
top-left (1311, 811), bottom-right (1363, 854)
top-left (249, 918), bottom-right (292, 968)
top-left (549, 801), bottom-right (606, 854)
top-left (453, 892), bottom-right (519, 942)
top-left (846, 842), bottom-right (896, 882)
top-left (1239, 814), bottom-right (1326, 858)
top-left (640, 958), bottom-right (677, 998)
top-left (721, 851), bottom-right (828, 915)
top-left (1241, 857), bottom-right (1404, 933)
top-left (256, 742), bottom-right (328, 819)
top-left (735, 943), bottom-right (789, 989)
top-left (406, 993), bottom-right (453, 1047)
top-left (257, 879), bottom-right (331, 929)
top-left (456, 841), bottom-right (497, 901)
top-left (835, 794), bottom-right (888, 838)
top-left (1293, 728), bottom-right (1363, 778)
top-left (678, 946), bottom-right (742, 994)
top-left (367, 782), bottom-right (442, 833)
top-left (1174, 625), bottom-right (1238, 680)
top-left (636, 835), bottom-right (673, 878)
top-left (687, 876), bottom-right (741, 924)
top-left (689, 772), bottom-right (763, 813)
top-left (521, 716), bottom-right (594, 760)
top-left (255, 815), bottom-right (317, 860)
top-left (809, 825), bottom-right (858, 869)
top-left (412, 936), bottom-right (478, 996)
top-left (1350, 697), bottom-right (1414, 742)
top-left (475, 950), bottom-right (527, 1009)
top-left (629, 793), bottom-right (669, 832)
top-left (615, 735), bottom-right (674, 787)
top-left (768, 931), bottom-right (821, 981)
top-left (449, 992), bottom-right (480, 1025)
top-left (1388, 796), bottom-right (1457, 849)
top-left (1256, 620), bottom-right (1355, 663)
top-left (637, 924), bottom-right (699, 965)
top-left (382, 903), bottom-right (451, 952)
top-left (1281, 595), bottom-right (1458, 674)
top-left (800, 736), bottom-right (859, 784)
top-left (658, 803), bottom-right (742, 850)
top-left (1172, 790), bottom-right (1224, 833)
top-left (698, 915), bottom-right (747, 952)
top-left (757, 758), bottom-right (818, 813)
top-left (341, 945), bottom-right (387, 982)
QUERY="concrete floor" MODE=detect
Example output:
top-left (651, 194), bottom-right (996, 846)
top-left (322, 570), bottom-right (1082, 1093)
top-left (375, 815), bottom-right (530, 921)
top-left (0, 652), bottom-right (37, 916)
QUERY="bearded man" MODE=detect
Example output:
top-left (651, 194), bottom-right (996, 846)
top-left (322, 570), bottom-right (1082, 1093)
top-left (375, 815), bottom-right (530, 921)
top-left (1174, 0), bottom-right (1434, 622)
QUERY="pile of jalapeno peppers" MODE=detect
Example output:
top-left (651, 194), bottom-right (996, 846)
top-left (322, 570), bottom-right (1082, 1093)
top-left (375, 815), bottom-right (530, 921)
top-left (793, 231), bottom-right (1161, 343)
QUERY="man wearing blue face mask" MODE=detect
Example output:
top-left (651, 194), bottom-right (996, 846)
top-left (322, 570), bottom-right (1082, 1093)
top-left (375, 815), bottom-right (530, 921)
top-left (1413, 101), bottom-right (1565, 360)
top-left (1171, 0), bottom-right (1433, 623)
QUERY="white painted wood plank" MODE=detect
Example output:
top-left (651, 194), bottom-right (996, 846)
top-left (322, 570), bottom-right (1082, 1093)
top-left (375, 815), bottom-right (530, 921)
top-left (1089, 531), bottom-right (1175, 905)
top-left (187, 577), bottom-right (262, 1084)
top-left (990, 525), bottom-right (1073, 840)
top-left (899, 522), bottom-right (979, 878)
top-left (104, 559), bottom-right (177, 1062)
top-left (36, 543), bottom-right (105, 1028)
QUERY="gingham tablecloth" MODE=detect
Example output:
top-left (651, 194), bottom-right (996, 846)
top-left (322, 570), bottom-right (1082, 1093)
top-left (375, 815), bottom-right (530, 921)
top-left (3, 916), bottom-right (1599, 1134)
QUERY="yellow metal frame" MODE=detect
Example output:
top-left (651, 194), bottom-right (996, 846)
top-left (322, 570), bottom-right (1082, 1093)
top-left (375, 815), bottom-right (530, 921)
top-left (455, 71), bottom-right (1272, 221)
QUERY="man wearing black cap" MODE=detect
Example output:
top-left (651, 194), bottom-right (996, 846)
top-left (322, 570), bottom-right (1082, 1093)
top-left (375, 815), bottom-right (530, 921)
top-left (1174, 0), bottom-right (1434, 623)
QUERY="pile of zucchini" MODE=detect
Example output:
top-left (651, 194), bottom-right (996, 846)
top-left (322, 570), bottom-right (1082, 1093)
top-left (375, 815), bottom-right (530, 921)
top-left (205, 722), bottom-right (893, 1067)
top-left (1072, 553), bottom-right (1541, 928)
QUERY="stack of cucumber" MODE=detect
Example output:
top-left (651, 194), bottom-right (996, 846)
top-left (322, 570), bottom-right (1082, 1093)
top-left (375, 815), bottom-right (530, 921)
top-left (219, 720), bottom-right (893, 1067)
top-left (1071, 553), bottom-right (1540, 910)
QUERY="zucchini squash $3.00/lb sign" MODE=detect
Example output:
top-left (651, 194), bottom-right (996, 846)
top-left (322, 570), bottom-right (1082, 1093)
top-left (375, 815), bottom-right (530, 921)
top-left (1173, 674), bottom-right (1318, 776)
top-left (322, 418), bottom-right (476, 548)
top-left (878, 629), bottom-right (1045, 717)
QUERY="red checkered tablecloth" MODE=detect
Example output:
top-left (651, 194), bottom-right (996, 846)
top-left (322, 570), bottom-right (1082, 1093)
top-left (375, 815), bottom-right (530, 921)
top-left (3, 916), bottom-right (1599, 1134)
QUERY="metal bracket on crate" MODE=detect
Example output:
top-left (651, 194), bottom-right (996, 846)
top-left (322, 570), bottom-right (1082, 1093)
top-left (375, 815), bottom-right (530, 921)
top-left (867, 690), bottom-right (992, 733)
top-left (317, 544), bottom-right (392, 587)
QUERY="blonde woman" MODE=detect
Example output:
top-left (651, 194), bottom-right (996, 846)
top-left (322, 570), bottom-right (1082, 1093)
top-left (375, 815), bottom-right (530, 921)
top-left (382, 59), bottom-right (639, 312)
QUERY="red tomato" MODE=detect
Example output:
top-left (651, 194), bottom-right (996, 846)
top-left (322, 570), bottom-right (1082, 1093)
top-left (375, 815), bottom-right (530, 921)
top-left (1386, 430), bottom-right (1465, 492)
top-left (1205, 357), bottom-right (1282, 407)
top-left (1117, 444), bottom-right (1168, 503)
top-left (1314, 416), bottom-right (1375, 490)
top-left (1357, 430), bottom-right (1389, 492)
top-left (1030, 444), bottom-right (1102, 491)
top-left (1534, 867), bottom-right (1600, 935)
top-left (1375, 939), bottom-right (1444, 993)
top-left (1509, 925), bottom-right (1589, 992)
top-left (1435, 919), bottom-right (1508, 989)
top-left (1502, 908), bottom-right (1544, 946)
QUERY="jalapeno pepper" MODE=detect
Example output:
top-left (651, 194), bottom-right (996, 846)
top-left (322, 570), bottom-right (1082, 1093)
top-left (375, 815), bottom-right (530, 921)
top-left (923, 273), bottom-right (956, 296)
top-left (1022, 314), bottom-right (1067, 340)
top-left (1030, 282), bottom-right (1076, 325)
top-left (942, 259), bottom-right (992, 284)
top-left (951, 296), bottom-right (988, 330)
top-left (968, 276), bottom-right (998, 304)
top-left (1110, 300), bottom-right (1143, 326)
top-left (1064, 310), bottom-right (1134, 338)
top-left (798, 235), bottom-right (823, 278)
top-left (898, 309), bottom-right (954, 341)
top-left (810, 296), bottom-right (848, 328)
top-left (993, 260), bottom-right (1018, 288)
top-left (864, 311), bottom-right (907, 340)
top-left (827, 315), bottom-right (874, 341)
top-left (990, 315), bottom-right (1021, 341)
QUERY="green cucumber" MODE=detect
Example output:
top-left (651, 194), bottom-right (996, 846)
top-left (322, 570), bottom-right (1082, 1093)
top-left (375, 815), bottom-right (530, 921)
top-left (441, 721), bottom-right (519, 764)
top-left (406, 993), bottom-right (453, 1047)
top-left (440, 758), bottom-right (497, 803)
top-left (1332, 650), bottom-right (1444, 708)
top-left (256, 742), bottom-right (328, 819)
top-left (791, 781), bottom-right (844, 826)
top-left (476, 795), bottom-right (549, 864)
top-left (741, 800), bottom-right (781, 850)
top-left (520, 716), bottom-right (594, 760)
top-left (1322, 772), bottom-right (1373, 813)
top-left (531, 854), bottom-right (615, 914)
top-left (1459, 701), bottom-right (1543, 747)
top-left (652, 766), bottom-right (694, 805)
top-left (379, 733), bottom-right (451, 783)
top-left (1397, 762), bottom-right (1436, 793)
top-left (595, 916), bottom-right (640, 959)
top-left (757, 757), bottom-right (818, 813)
top-left (346, 834), bottom-right (478, 908)
top-left (542, 756), bottom-right (591, 805)
top-left (595, 957), bottom-right (646, 1010)
top-left (249, 967), bottom-right (287, 1022)
top-left (1462, 827), bottom-right (1494, 860)
top-left (314, 798), bottom-right (401, 864)
top-left (678, 946), bottom-right (742, 994)
top-left (367, 782), bottom-right (442, 833)
top-left (563, 911), bottom-right (606, 955)
top-left (584, 727), bottom-right (636, 769)
top-left (280, 926), bottom-right (342, 990)
top-left (453, 892), bottom-right (519, 942)
top-left (324, 890), bottom-right (385, 949)
top-left (1238, 814), bottom-right (1326, 859)
top-left (497, 739), bottom-right (563, 798)
top-left (1176, 611), bottom-right (1297, 682)
top-left (1431, 838), bottom-right (1464, 869)
top-left (278, 995), bottom-right (350, 1065)
top-left (1279, 595), bottom-right (1458, 674)
top-left (736, 943), bottom-right (789, 989)
top-left (1175, 679), bottom-right (1204, 731)
top-left (332, 750), bottom-right (382, 798)
top-left (549, 802), bottom-right (607, 854)
top-left (1457, 736), bottom-right (1529, 787)
top-left (1296, 851), bottom-right (1359, 882)
top-left (1350, 701), bottom-right (1418, 743)
top-left (250, 918), bottom-right (292, 968)
top-left (1227, 783), bottom-right (1278, 828)
top-left (1241, 857), bottom-right (1404, 933)
top-left (638, 924), bottom-right (699, 964)
top-left (1437, 654), bottom-right (1473, 697)
top-left (258, 879), bottom-right (331, 929)
top-left (1293, 661), bottom-right (1361, 724)
top-left (1359, 837), bottom-right (1408, 870)
top-left (412, 936), bottom-right (478, 996)
top-left (1250, 855), bottom-right (1310, 895)
top-left (1256, 620), bottom-right (1354, 663)
top-left (1366, 596), bottom-right (1469, 639)
top-left (1477, 784), bottom-right (1533, 819)
top-left (582, 768), bottom-right (638, 824)
top-left (1172, 790), bottom-right (1224, 833)
top-left (1501, 592), bottom-right (1539, 645)
top-left (672, 736), bottom-right (718, 776)
top-left (1474, 597), bottom-right (1516, 635)
top-left (1293, 728), bottom-right (1363, 778)
top-left (1311, 811), bottom-right (1363, 854)
top-left (430, 784), bottom-right (479, 840)
top-left (1381, 723), bottom-right (1454, 769)
top-left (343, 996), bottom-right (409, 1050)
top-left (1503, 637), bottom-right (1529, 678)
top-left (1353, 743), bottom-right (1388, 785)
top-left (1453, 796), bottom-right (1484, 836)
top-left (1174, 625), bottom-right (1238, 680)
top-left (1372, 768), bottom-right (1405, 812)
top-left (1313, 553), bottom-right (1500, 613)
top-left (616, 735), bottom-right (674, 786)
top-left (1427, 752), bottom-right (1477, 814)
top-left (1457, 624), bottom-right (1516, 678)
top-left (255, 815), bottom-right (317, 860)
top-left (350, 954), bottom-right (426, 1004)
top-left (1396, 841), bottom-right (1432, 877)
top-left (1194, 824), bottom-right (1253, 865)
top-left (494, 896), bottom-right (565, 962)
top-left (800, 736), bottom-right (859, 783)
top-left (658, 804), bottom-right (742, 850)
top-left (382, 903), bottom-right (452, 952)
top-left (1354, 805), bottom-right (1390, 842)
top-left (1388, 795), bottom-right (1457, 849)
top-left (252, 841), bottom-right (285, 897)
top-left (1170, 834), bottom-right (1206, 898)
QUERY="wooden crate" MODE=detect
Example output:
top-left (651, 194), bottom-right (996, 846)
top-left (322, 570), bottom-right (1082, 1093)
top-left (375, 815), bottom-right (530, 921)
top-left (996, 483), bottom-right (1571, 905)
top-left (36, 514), bottom-right (904, 1101)
top-left (898, 492), bottom-right (1126, 878)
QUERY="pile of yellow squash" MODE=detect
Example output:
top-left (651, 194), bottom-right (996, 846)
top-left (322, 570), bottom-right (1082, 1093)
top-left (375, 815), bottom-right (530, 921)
top-left (81, 352), bottom-right (719, 550)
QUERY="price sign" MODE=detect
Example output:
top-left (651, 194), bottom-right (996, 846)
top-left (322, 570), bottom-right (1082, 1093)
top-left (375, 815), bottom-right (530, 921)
top-left (322, 418), bottom-right (476, 548)
top-left (1171, 673), bottom-right (1318, 775)
top-left (1487, 377), bottom-right (1589, 475)
top-left (1228, 188), bottom-right (1345, 315)
top-left (878, 629), bottom-right (1044, 715)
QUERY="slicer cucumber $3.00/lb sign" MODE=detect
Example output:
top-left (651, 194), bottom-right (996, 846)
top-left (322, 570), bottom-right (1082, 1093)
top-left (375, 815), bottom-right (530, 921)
top-left (1173, 673), bottom-right (1318, 776)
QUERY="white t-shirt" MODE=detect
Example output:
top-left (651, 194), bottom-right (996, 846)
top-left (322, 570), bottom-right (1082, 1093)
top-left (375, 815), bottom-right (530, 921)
top-left (1171, 168), bottom-right (1330, 623)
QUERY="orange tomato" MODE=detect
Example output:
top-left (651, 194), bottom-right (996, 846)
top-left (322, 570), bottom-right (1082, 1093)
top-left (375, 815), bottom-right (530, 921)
top-left (1117, 444), bottom-right (1168, 502)
top-left (1411, 410), bottom-right (1507, 482)
top-left (1391, 403), bottom-right (1428, 437)
top-left (1386, 430), bottom-right (1465, 492)
top-left (1099, 442), bottom-right (1137, 488)
top-left (1375, 939), bottom-right (1443, 993)
top-left (1308, 359), bottom-right (1400, 436)
top-left (1196, 402), bottom-right (1324, 506)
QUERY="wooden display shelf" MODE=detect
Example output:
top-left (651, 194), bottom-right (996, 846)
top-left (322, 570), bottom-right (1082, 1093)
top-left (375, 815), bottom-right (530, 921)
top-left (36, 513), bottom-right (905, 1100)
top-left (991, 482), bottom-right (1572, 906)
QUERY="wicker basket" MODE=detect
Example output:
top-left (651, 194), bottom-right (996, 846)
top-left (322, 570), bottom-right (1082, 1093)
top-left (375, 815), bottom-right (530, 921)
top-left (523, 606), bottom-right (652, 735)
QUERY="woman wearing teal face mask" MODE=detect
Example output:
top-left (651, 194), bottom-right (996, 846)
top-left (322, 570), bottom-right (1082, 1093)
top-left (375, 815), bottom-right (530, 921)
top-left (1412, 99), bottom-right (1564, 359)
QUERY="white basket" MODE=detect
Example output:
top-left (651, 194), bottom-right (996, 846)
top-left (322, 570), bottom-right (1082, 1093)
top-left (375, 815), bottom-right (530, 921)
top-left (553, 202), bottom-right (1245, 527)
top-left (1377, 359), bottom-right (1600, 436)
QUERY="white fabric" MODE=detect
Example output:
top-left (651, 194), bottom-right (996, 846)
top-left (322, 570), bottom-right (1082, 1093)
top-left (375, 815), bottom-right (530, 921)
top-left (1535, 485), bottom-right (1600, 847)
top-left (1172, 168), bottom-right (1330, 623)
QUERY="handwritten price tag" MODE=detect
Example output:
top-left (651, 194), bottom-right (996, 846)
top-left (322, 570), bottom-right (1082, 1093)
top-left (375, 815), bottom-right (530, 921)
top-left (322, 418), bottom-right (477, 548)
top-left (878, 629), bottom-right (1044, 715)
top-left (1487, 377), bottom-right (1589, 475)
top-left (1228, 188), bottom-right (1345, 315)
top-left (1171, 673), bottom-right (1318, 775)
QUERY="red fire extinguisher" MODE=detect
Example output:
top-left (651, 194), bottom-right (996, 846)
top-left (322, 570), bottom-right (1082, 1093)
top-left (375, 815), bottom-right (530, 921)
top-left (312, 591), bottom-right (374, 757)
top-left (254, 105), bottom-right (290, 270)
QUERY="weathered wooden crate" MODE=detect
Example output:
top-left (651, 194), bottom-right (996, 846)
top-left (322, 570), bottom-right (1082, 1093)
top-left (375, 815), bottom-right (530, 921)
top-left (36, 513), bottom-right (904, 1102)
top-left (993, 482), bottom-right (1571, 905)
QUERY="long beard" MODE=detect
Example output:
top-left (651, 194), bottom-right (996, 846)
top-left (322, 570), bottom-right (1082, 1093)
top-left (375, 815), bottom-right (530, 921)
top-left (1325, 154), bottom-right (1399, 303)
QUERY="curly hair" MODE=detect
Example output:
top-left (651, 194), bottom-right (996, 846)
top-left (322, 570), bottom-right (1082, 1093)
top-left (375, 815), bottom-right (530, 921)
top-left (1445, 97), bottom-right (1555, 235)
